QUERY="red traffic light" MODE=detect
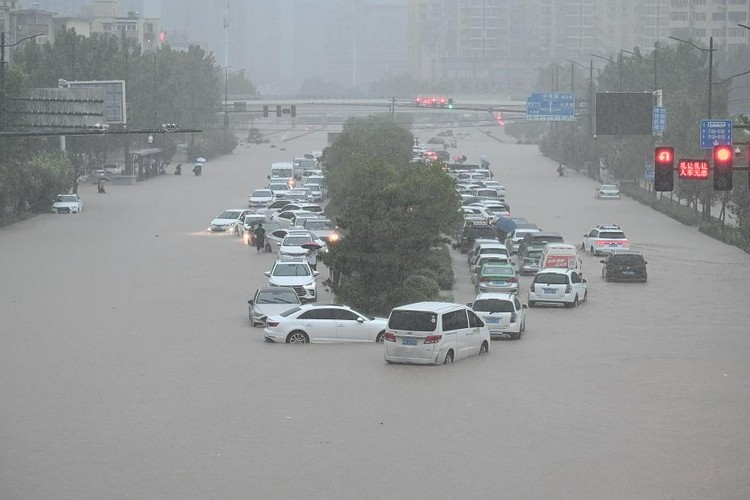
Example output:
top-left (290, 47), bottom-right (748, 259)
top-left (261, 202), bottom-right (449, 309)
top-left (713, 144), bottom-right (733, 191)
top-left (654, 146), bottom-right (674, 192)
top-left (714, 145), bottom-right (732, 163)
top-left (655, 147), bottom-right (673, 165)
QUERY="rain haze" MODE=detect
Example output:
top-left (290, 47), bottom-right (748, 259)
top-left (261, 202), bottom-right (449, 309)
top-left (2, 1), bottom-right (750, 500)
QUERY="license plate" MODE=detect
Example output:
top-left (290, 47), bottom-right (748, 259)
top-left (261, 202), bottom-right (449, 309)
top-left (622, 270), bottom-right (634, 275)
top-left (402, 338), bottom-right (417, 346)
top-left (486, 317), bottom-right (500, 324)
top-left (491, 281), bottom-right (506, 285)
top-left (543, 287), bottom-right (556, 295)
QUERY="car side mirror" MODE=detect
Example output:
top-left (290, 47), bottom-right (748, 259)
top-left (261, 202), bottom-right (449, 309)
top-left (582, 278), bottom-right (588, 284)
top-left (356, 317), bottom-right (364, 323)
top-left (264, 272), bottom-right (270, 277)
top-left (247, 300), bottom-right (253, 305)
top-left (600, 260), bottom-right (606, 264)
top-left (466, 302), bottom-right (473, 307)
top-left (522, 304), bottom-right (529, 309)
top-left (313, 271), bottom-right (319, 277)
top-left (276, 241), bottom-right (281, 246)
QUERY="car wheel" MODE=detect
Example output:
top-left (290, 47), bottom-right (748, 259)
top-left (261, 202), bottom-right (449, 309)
top-left (375, 331), bottom-right (385, 343)
top-left (286, 330), bottom-right (309, 344)
top-left (521, 321), bottom-right (526, 333)
top-left (583, 291), bottom-right (588, 302)
top-left (443, 350), bottom-right (454, 365)
top-left (265, 243), bottom-right (272, 253)
top-left (528, 300), bottom-right (536, 308)
top-left (479, 341), bottom-right (489, 354)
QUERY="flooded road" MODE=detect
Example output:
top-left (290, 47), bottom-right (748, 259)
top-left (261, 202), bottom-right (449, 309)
top-left (2, 128), bottom-right (749, 500)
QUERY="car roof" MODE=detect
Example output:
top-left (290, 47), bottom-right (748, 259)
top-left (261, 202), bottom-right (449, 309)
top-left (543, 243), bottom-right (578, 250)
top-left (607, 249), bottom-right (642, 255)
top-left (535, 268), bottom-right (575, 275)
top-left (477, 243), bottom-right (507, 249)
top-left (530, 231), bottom-right (563, 238)
top-left (391, 301), bottom-right (467, 313)
top-left (474, 292), bottom-right (516, 301)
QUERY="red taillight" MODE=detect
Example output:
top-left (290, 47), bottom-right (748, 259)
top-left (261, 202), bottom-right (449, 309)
top-left (508, 277), bottom-right (518, 283)
top-left (266, 320), bottom-right (279, 327)
top-left (565, 284), bottom-right (572, 293)
top-left (479, 277), bottom-right (490, 282)
top-left (384, 332), bottom-right (396, 342)
top-left (510, 313), bottom-right (517, 323)
top-left (424, 335), bottom-right (442, 344)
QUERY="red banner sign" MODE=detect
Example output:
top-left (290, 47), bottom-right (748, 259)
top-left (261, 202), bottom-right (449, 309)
top-left (677, 159), bottom-right (710, 180)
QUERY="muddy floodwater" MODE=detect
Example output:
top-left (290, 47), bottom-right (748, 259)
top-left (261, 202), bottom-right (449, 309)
top-left (2, 129), bottom-right (749, 500)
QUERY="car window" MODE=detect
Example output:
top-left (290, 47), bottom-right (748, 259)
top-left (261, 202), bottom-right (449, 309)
top-left (588, 230), bottom-right (597, 237)
top-left (612, 255), bottom-right (644, 266)
top-left (217, 210), bottom-right (241, 219)
top-left (467, 310), bottom-right (484, 328)
top-left (388, 310), bottom-right (437, 331)
top-left (534, 273), bottom-right (568, 285)
top-left (257, 289), bottom-right (299, 304)
top-left (334, 309), bottom-right (360, 321)
top-left (273, 264), bottom-right (311, 276)
top-left (442, 309), bottom-right (469, 331)
top-left (283, 236), bottom-right (312, 246)
top-left (570, 272), bottom-right (581, 284)
top-left (514, 297), bottom-right (521, 310)
top-left (299, 308), bottom-right (337, 320)
top-left (471, 299), bottom-right (514, 313)
top-left (600, 231), bottom-right (626, 239)
top-left (59, 195), bottom-right (78, 202)
top-left (272, 230), bottom-right (287, 238)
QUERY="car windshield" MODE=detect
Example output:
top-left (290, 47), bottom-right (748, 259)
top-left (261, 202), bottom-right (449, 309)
top-left (273, 264), bottom-right (311, 276)
top-left (283, 236), bottom-right (313, 246)
top-left (252, 190), bottom-right (272, 197)
top-left (534, 273), bottom-right (569, 285)
top-left (612, 255), bottom-right (644, 266)
top-left (305, 220), bottom-right (332, 230)
top-left (58, 195), bottom-right (77, 202)
top-left (217, 211), bottom-right (241, 219)
top-left (257, 290), bottom-right (299, 304)
top-left (601, 185), bottom-right (619, 191)
top-left (526, 250), bottom-right (543, 259)
top-left (244, 216), bottom-right (265, 225)
top-left (482, 264), bottom-right (514, 275)
top-left (472, 299), bottom-right (514, 313)
top-left (270, 184), bottom-right (288, 191)
top-left (388, 310), bottom-right (438, 331)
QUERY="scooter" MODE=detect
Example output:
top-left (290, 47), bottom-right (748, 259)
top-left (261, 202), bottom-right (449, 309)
top-left (174, 164), bottom-right (182, 175)
top-left (193, 164), bottom-right (202, 176)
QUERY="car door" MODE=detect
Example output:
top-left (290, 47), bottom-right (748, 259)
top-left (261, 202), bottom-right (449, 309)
top-left (334, 308), bottom-right (371, 342)
top-left (570, 271), bottom-right (584, 298)
top-left (296, 308), bottom-right (338, 342)
top-left (445, 309), bottom-right (472, 359)
top-left (467, 309), bottom-right (485, 352)
top-left (584, 229), bottom-right (598, 252)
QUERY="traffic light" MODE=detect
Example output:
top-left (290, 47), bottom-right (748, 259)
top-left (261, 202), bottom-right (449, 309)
top-left (447, 98), bottom-right (454, 109)
top-left (263, 105), bottom-right (268, 118)
top-left (654, 146), bottom-right (674, 192)
top-left (291, 105), bottom-right (296, 118)
top-left (713, 144), bottom-right (733, 191)
top-left (276, 105), bottom-right (282, 118)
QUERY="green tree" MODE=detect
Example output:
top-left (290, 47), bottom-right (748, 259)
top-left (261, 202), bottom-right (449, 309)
top-left (321, 116), bottom-right (461, 314)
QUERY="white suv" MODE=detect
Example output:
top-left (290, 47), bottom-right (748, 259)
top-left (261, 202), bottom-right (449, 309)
top-left (582, 224), bottom-right (629, 256)
top-left (468, 293), bottom-right (527, 340)
top-left (264, 260), bottom-right (318, 302)
top-left (383, 302), bottom-right (490, 365)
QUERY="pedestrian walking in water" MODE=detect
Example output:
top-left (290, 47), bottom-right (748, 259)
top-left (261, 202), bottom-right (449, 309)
top-left (254, 223), bottom-right (266, 253)
top-left (97, 178), bottom-right (106, 194)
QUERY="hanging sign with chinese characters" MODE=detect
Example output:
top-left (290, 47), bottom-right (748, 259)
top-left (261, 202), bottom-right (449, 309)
top-left (677, 159), bottom-right (710, 180)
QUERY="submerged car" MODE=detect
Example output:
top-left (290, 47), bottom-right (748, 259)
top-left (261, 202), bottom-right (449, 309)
top-left (248, 286), bottom-right (302, 327)
top-left (528, 269), bottom-right (588, 308)
top-left (208, 209), bottom-right (253, 233)
top-left (264, 260), bottom-right (319, 302)
top-left (596, 184), bottom-right (621, 200)
top-left (475, 263), bottom-right (519, 295)
top-left (263, 304), bottom-right (388, 344)
top-left (468, 293), bottom-right (527, 340)
top-left (51, 193), bottom-right (84, 214)
top-left (601, 249), bottom-right (648, 282)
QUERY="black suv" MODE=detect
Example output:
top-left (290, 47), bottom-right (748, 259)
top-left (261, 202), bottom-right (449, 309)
top-left (455, 220), bottom-right (498, 253)
top-left (600, 250), bottom-right (648, 282)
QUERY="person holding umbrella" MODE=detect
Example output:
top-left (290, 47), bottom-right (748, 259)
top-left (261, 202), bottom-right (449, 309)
top-left (302, 242), bottom-right (320, 271)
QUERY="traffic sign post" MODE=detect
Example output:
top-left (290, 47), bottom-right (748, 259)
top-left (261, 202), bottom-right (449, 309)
top-left (700, 119), bottom-right (732, 149)
top-left (526, 93), bottom-right (576, 122)
top-left (652, 107), bottom-right (667, 133)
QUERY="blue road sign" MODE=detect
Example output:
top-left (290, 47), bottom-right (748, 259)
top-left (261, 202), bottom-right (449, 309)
top-left (652, 107), bottom-right (667, 133)
top-left (526, 93), bottom-right (576, 122)
top-left (700, 119), bottom-right (733, 149)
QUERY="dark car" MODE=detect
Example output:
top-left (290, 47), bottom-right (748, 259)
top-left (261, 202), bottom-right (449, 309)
top-left (517, 231), bottom-right (564, 258)
top-left (600, 250), bottom-right (648, 283)
top-left (455, 220), bottom-right (499, 254)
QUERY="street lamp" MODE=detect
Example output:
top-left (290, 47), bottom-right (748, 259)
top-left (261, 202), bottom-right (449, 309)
top-left (220, 65), bottom-right (232, 128)
top-left (567, 59), bottom-right (594, 137)
top-left (621, 47), bottom-right (658, 91)
top-left (591, 53), bottom-right (622, 91)
top-left (668, 35), bottom-right (715, 118)
top-left (0, 32), bottom-right (46, 93)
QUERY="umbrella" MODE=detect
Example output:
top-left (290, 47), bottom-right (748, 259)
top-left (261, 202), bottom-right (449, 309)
top-left (453, 154), bottom-right (467, 163)
top-left (196, 157), bottom-right (207, 163)
top-left (495, 216), bottom-right (517, 234)
top-left (301, 242), bottom-right (322, 250)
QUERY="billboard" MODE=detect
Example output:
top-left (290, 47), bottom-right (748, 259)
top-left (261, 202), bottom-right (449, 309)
top-left (59, 80), bottom-right (127, 124)
top-left (19, 87), bottom-right (106, 128)
top-left (595, 93), bottom-right (653, 135)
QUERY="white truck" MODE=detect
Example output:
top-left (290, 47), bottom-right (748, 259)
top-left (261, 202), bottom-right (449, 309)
top-left (270, 162), bottom-right (294, 183)
top-left (292, 157), bottom-right (317, 179)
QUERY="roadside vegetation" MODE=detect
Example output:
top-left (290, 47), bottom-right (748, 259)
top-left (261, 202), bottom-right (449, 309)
top-left (504, 43), bottom-right (750, 252)
top-left (320, 116), bottom-right (462, 315)
top-left (0, 29), bottom-right (252, 226)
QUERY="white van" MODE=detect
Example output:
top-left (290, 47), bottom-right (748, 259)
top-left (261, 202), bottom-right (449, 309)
top-left (540, 243), bottom-right (582, 273)
top-left (383, 302), bottom-right (490, 365)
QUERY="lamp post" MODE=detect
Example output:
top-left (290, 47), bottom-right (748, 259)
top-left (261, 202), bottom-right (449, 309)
top-left (668, 35), bottom-right (715, 118)
top-left (591, 53), bottom-right (622, 91)
top-left (567, 59), bottom-right (594, 137)
top-left (0, 32), bottom-right (46, 93)
top-left (621, 47), bottom-right (658, 91)
top-left (220, 65), bottom-right (231, 128)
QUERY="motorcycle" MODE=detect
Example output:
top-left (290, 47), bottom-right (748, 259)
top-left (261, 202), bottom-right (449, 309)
top-left (174, 164), bottom-right (182, 175)
top-left (193, 164), bottom-right (202, 176)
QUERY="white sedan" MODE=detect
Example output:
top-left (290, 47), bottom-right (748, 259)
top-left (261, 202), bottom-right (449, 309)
top-left (208, 209), bottom-right (254, 233)
top-left (264, 304), bottom-right (388, 343)
top-left (51, 193), bottom-right (83, 214)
